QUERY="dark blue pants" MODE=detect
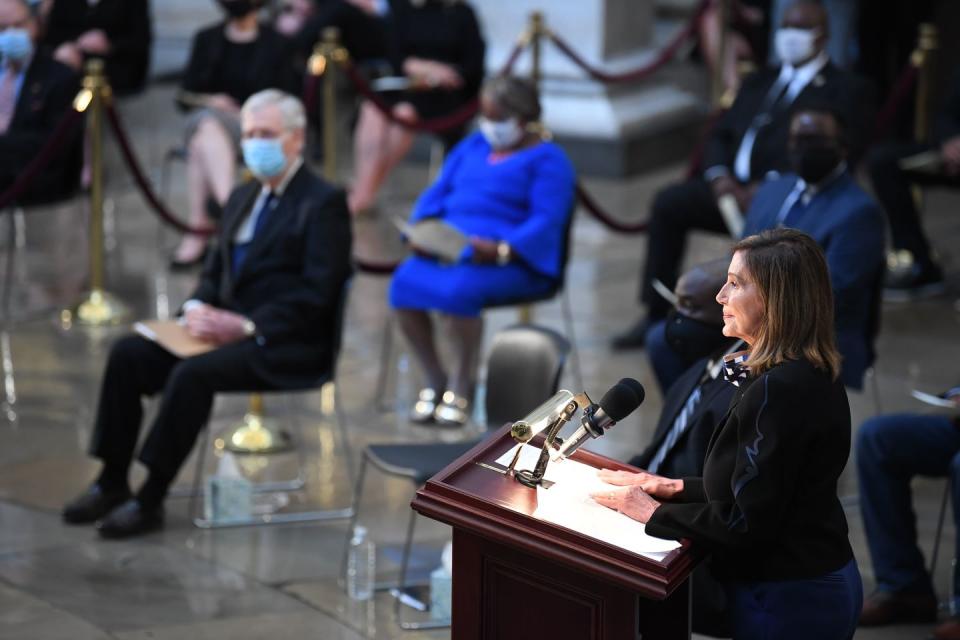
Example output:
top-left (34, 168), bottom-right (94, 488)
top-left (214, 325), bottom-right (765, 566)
top-left (856, 413), bottom-right (960, 609)
top-left (643, 319), bottom-right (693, 394)
top-left (727, 558), bottom-right (862, 639)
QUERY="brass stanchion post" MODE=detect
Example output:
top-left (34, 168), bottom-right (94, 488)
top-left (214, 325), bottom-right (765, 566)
top-left (530, 11), bottom-right (544, 87)
top-left (712, 0), bottom-right (731, 108)
top-left (321, 27), bottom-right (348, 182)
top-left (519, 11), bottom-right (545, 324)
top-left (62, 59), bottom-right (130, 327)
top-left (893, 23), bottom-right (939, 271)
top-left (224, 392), bottom-right (292, 454)
top-left (319, 27), bottom-right (347, 412)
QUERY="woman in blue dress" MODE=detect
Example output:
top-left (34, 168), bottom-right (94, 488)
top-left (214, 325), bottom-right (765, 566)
top-left (389, 75), bottom-right (576, 426)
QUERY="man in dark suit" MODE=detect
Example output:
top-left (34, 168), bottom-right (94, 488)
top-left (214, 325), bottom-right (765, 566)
top-left (62, 89), bottom-right (353, 538)
top-left (866, 68), bottom-right (960, 300)
top-left (742, 104), bottom-right (884, 389)
top-left (0, 0), bottom-right (81, 203)
top-left (612, 0), bottom-right (874, 349)
top-left (42, 0), bottom-right (151, 95)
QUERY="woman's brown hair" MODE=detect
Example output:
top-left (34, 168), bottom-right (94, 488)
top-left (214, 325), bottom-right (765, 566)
top-left (732, 228), bottom-right (841, 379)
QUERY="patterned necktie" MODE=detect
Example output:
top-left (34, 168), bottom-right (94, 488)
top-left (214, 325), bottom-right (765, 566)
top-left (647, 386), bottom-right (703, 474)
top-left (0, 68), bottom-right (19, 134)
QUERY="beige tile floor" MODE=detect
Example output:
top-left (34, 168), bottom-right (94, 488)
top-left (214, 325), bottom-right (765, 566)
top-left (0, 83), bottom-right (958, 639)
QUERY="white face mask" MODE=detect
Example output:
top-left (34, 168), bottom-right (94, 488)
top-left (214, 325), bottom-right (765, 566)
top-left (478, 117), bottom-right (524, 151)
top-left (775, 27), bottom-right (820, 66)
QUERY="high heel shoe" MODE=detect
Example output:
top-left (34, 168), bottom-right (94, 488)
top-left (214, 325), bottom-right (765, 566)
top-left (409, 388), bottom-right (439, 423)
top-left (434, 390), bottom-right (470, 427)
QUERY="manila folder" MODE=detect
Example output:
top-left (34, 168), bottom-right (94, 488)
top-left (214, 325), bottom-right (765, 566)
top-left (134, 320), bottom-right (216, 359)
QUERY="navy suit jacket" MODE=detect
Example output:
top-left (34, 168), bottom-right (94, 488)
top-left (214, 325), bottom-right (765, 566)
top-left (742, 172), bottom-right (885, 388)
top-left (191, 165), bottom-right (353, 389)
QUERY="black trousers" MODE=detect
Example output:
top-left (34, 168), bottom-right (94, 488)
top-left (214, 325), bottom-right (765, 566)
top-left (867, 141), bottom-right (960, 269)
top-left (639, 178), bottom-right (727, 320)
top-left (89, 335), bottom-right (276, 481)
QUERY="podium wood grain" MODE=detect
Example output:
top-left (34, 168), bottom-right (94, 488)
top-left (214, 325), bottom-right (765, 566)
top-left (411, 423), bottom-right (701, 640)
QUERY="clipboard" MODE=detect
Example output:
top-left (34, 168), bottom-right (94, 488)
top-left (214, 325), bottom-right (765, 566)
top-left (393, 216), bottom-right (468, 263)
top-left (134, 320), bottom-right (217, 359)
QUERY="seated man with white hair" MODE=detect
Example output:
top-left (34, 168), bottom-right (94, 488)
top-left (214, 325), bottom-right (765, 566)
top-left (62, 89), bottom-right (353, 539)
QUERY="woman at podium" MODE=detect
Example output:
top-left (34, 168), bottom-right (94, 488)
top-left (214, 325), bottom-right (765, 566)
top-left (593, 228), bottom-right (862, 639)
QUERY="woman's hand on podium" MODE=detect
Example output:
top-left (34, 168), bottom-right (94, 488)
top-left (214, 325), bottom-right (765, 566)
top-left (590, 485), bottom-right (660, 524)
top-left (597, 468), bottom-right (683, 500)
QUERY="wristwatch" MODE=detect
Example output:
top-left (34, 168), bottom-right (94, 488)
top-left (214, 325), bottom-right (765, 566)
top-left (496, 241), bottom-right (511, 266)
top-left (242, 319), bottom-right (257, 337)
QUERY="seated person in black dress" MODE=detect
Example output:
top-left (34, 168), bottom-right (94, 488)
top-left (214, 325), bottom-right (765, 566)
top-left (170, 0), bottom-right (298, 268)
top-left (348, 0), bottom-right (485, 215)
top-left (61, 90), bottom-right (352, 539)
top-left (291, 0), bottom-right (391, 66)
top-left (42, 0), bottom-right (150, 95)
top-left (0, 0), bottom-right (81, 203)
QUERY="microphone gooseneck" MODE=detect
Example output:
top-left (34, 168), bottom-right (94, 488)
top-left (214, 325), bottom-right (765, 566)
top-left (554, 378), bottom-right (645, 461)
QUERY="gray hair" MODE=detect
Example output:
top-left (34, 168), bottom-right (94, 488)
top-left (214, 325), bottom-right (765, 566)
top-left (241, 89), bottom-right (306, 131)
top-left (482, 76), bottom-right (541, 122)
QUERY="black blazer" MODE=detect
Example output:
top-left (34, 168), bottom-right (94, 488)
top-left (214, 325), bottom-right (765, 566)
top-left (190, 165), bottom-right (353, 388)
top-left (703, 62), bottom-right (875, 179)
top-left (0, 52), bottom-right (81, 203)
top-left (180, 23), bottom-right (298, 108)
top-left (43, 0), bottom-right (151, 94)
top-left (629, 358), bottom-right (736, 479)
top-left (647, 358), bottom-right (854, 583)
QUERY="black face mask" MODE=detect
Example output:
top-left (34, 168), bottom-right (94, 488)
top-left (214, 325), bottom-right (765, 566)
top-left (218, 0), bottom-right (260, 18)
top-left (790, 142), bottom-right (841, 185)
top-left (664, 310), bottom-right (727, 362)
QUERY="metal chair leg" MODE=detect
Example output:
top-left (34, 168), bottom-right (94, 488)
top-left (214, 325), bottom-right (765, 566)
top-left (930, 480), bottom-right (951, 576)
top-left (374, 315), bottom-right (395, 411)
top-left (339, 452), bottom-right (369, 586)
top-left (391, 509), bottom-right (449, 630)
top-left (561, 288), bottom-right (584, 392)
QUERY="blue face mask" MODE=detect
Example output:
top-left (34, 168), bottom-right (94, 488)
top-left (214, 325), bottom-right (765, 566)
top-left (241, 137), bottom-right (287, 179)
top-left (0, 28), bottom-right (33, 64)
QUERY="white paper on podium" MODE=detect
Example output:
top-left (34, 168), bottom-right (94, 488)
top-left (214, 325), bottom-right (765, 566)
top-left (495, 444), bottom-right (682, 561)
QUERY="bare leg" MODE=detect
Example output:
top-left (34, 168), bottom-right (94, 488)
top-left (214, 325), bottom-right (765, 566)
top-left (348, 101), bottom-right (416, 215)
top-left (446, 314), bottom-right (483, 400)
top-left (395, 308), bottom-right (447, 392)
top-left (175, 116), bottom-right (235, 262)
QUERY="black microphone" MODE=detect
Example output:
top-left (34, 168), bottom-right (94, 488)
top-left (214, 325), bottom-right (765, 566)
top-left (554, 378), bottom-right (645, 461)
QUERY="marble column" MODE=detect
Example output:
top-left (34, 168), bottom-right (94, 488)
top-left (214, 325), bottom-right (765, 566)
top-left (473, 0), bottom-right (706, 176)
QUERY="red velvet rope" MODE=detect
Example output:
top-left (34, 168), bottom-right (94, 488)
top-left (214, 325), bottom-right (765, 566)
top-left (353, 256), bottom-right (401, 275)
top-left (104, 103), bottom-right (216, 236)
top-left (576, 181), bottom-right (648, 234)
top-left (872, 62), bottom-right (919, 142)
top-left (547, 0), bottom-right (708, 85)
top-left (0, 108), bottom-right (84, 211)
top-left (303, 72), bottom-right (319, 116)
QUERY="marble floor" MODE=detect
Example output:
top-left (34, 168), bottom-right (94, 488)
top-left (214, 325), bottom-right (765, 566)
top-left (0, 83), bottom-right (959, 639)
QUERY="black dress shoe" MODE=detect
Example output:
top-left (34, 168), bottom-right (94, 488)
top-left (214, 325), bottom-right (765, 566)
top-left (97, 499), bottom-right (164, 539)
top-left (611, 318), bottom-right (651, 351)
top-left (62, 484), bottom-right (131, 524)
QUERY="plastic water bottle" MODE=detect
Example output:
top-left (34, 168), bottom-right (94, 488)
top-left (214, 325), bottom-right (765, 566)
top-left (346, 525), bottom-right (376, 601)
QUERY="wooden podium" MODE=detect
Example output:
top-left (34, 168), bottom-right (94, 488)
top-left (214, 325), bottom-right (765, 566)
top-left (411, 424), bottom-right (701, 640)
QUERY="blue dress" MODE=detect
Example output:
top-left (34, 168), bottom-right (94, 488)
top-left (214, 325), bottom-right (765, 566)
top-left (389, 132), bottom-right (575, 317)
